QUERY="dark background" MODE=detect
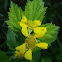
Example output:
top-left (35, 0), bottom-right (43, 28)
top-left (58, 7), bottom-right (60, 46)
top-left (0, 0), bottom-right (62, 62)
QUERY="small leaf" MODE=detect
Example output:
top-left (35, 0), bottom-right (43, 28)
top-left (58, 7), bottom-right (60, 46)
top-left (6, 28), bottom-right (18, 50)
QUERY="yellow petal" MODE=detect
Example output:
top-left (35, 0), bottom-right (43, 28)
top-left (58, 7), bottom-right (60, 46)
top-left (35, 43), bottom-right (48, 49)
top-left (18, 21), bottom-right (27, 28)
top-left (33, 27), bottom-right (47, 38)
top-left (21, 16), bottom-right (27, 23)
top-left (34, 20), bottom-right (41, 26)
top-left (33, 33), bottom-right (45, 38)
top-left (24, 49), bottom-right (32, 61)
top-left (14, 51), bottom-right (21, 58)
top-left (16, 43), bottom-right (26, 54)
top-left (21, 27), bottom-right (28, 37)
top-left (33, 27), bottom-right (47, 34)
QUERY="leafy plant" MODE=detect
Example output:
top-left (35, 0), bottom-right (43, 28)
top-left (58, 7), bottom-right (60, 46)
top-left (0, 0), bottom-right (61, 62)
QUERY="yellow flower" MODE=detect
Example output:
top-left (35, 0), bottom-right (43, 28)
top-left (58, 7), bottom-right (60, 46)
top-left (16, 16), bottom-right (48, 60)
top-left (19, 16), bottom-right (41, 28)
top-left (14, 51), bottom-right (24, 58)
top-left (16, 43), bottom-right (26, 54)
top-left (15, 43), bottom-right (26, 58)
top-left (15, 37), bottom-right (48, 60)
top-left (33, 27), bottom-right (47, 38)
top-left (19, 16), bottom-right (47, 38)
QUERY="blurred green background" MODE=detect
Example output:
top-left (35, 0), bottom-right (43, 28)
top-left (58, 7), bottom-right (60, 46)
top-left (0, 0), bottom-right (62, 62)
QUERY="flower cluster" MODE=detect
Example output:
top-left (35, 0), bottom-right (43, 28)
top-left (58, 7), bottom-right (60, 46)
top-left (15, 16), bottom-right (48, 60)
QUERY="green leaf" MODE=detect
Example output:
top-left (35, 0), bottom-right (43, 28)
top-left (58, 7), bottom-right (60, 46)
top-left (5, 1), bottom-right (23, 31)
top-left (5, 20), bottom-right (18, 32)
top-left (0, 50), bottom-right (9, 62)
top-left (6, 28), bottom-right (18, 50)
top-left (38, 23), bottom-right (59, 46)
top-left (32, 47), bottom-right (41, 52)
top-left (25, 0), bottom-right (47, 22)
top-left (31, 51), bottom-right (41, 62)
top-left (41, 57), bottom-right (52, 62)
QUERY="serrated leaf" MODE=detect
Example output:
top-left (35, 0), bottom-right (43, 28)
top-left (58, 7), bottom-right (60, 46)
top-left (5, 20), bottom-right (17, 32)
top-left (5, 1), bottom-right (23, 31)
top-left (0, 50), bottom-right (9, 62)
top-left (6, 28), bottom-right (18, 50)
top-left (25, 0), bottom-right (47, 22)
top-left (38, 23), bottom-right (59, 46)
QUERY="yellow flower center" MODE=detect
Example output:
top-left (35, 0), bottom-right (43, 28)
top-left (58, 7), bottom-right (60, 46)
top-left (25, 37), bottom-right (37, 49)
top-left (27, 20), bottom-right (37, 28)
